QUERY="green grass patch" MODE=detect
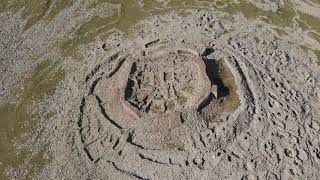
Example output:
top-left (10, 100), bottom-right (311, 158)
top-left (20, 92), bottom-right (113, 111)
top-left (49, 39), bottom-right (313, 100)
top-left (299, 12), bottom-right (320, 33)
top-left (45, 0), bottom-right (73, 21)
top-left (60, 15), bottom-right (118, 56)
top-left (22, 59), bottom-right (65, 101)
top-left (296, 18), bottom-right (310, 30)
top-left (22, 0), bottom-right (53, 31)
top-left (221, 0), bottom-right (297, 27)
top-left (25, 146), bottom-right (48, 180)
top-left (182, 85), bottom-right (193, 93)
top-left (314, 49), bottom-right (320, 66)
top-left (166, 0), bottom-right (199, 8)
top-left (163, 143), bottom-right (185, 150)
top-left (177, 94), bottom-right (188, 105)
top-left (0, 0), bottom-right (10, 14)
top-left (0, 0), bottom-right (74, 31)
top-left (309, 32), bottom-right (320, 43)
top-left (57, 0), bottom-right (305, 57)
top-left (59, 0), bottom-right (213, 57)
top-left (0, 59), bottom-right (65, 179)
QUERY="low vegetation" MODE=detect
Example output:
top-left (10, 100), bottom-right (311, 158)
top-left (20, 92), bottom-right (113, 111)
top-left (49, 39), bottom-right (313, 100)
top-left (0, 59), bottom-right (65, 179)
top-left (163, 142), bottom-right (185, 151)
top-left (218, 59), bottom-right (241, 111)
top-left (177, 94), bottom-right (188, 105)
top-left (299, 12), bottom-right (320, 33)
top-left (60, 15), bottom-right (118, 56)
top-left (206, 59), bottom-right (241, 123)
top-left (0, 0), bottom-right (73, 31)
top-left (308, 32), bottom-right (320, 43)
top-left (221, 0), bottom-right (297, 27)
top-left (314, 50), bottom-right (320, 66)
top-left (182, 85), bottom-right (194, 93)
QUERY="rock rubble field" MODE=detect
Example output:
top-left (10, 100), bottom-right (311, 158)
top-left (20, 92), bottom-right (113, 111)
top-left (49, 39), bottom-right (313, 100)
top-left (1, 1), bottom-right (320, 179)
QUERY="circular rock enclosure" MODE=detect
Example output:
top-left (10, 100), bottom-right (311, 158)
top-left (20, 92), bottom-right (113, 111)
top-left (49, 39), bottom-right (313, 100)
top-left (67, 10), bottom-right (320, 180)
top-left (2, 0), bottom-right (320, 178)
top-left (77, 32), bottom-right (256, 178)
top-left (82, 45), bottom-right (242, 149)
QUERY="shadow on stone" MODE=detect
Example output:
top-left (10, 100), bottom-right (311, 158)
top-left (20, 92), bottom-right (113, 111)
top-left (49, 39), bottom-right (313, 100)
top-left (197, 92), bottom-right (214, 112)
top-left (197, 48), bottom-right (230, 112)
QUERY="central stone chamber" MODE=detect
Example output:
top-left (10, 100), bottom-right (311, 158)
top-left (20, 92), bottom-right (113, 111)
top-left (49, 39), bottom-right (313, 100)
top-left (118, 48), bottom-right (240, 149)
top-left (124, 52), bottom-right (210, 115)
top-left (91, 45), bottom-right (241, 150)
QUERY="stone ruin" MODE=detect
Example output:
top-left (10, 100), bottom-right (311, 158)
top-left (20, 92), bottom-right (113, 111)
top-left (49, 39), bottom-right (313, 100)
top-left (82, 46), bottom-right (240, 150)
top-left (123, 52), bottom-right (211, 116)
top-left (76, 37), bottom-right (259, 179)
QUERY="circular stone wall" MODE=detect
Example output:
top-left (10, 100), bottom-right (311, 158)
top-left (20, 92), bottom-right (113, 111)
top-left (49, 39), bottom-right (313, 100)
top-left (77, 37), bottom-right (254, 179)
top-left (64, 10), bottom-right (320, 180)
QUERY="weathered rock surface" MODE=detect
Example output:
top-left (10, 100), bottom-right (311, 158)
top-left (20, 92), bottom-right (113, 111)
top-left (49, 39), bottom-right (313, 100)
top-left (33, 11), bottom-right (320, 179)
top-left (1, 2), bottom-right (320, 179)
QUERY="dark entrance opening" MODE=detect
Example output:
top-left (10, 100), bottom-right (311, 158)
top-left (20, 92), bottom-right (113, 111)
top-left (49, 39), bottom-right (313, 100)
top-left (197, 48), bottom-right (230, 112)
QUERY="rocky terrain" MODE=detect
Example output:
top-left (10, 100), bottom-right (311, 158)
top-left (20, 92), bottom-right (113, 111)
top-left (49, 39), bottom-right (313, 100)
top-left (0, 0), bottom-right (320, 179)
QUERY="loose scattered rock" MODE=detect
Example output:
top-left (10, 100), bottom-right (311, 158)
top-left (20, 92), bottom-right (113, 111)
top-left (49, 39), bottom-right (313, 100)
top-left (1, 2), bottom-right (320, 180)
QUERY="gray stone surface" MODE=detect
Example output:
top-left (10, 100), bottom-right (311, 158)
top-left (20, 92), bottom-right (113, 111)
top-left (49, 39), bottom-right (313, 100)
top-left (1, 3), bottom-right (320, 179)
top-left (36, 12), bottom-right (320, 179)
